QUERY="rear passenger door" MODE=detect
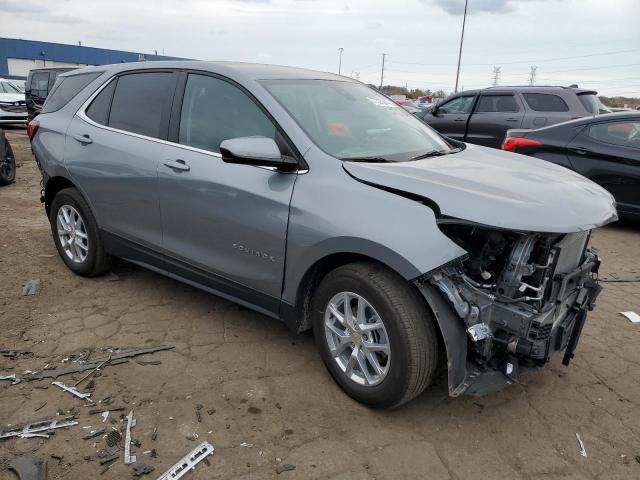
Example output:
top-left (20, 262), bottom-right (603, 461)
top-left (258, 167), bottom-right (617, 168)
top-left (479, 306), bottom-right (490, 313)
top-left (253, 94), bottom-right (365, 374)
top-left (158, 72), bottom-right (298, 310)
top-left (65, 70), bottom-right (177, 249)
top-left (466, 93), bottom-right (524, 148)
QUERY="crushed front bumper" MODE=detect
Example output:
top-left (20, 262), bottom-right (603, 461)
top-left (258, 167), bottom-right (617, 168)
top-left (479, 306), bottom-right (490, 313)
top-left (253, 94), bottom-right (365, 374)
top-left (415, 246), bottom-right (602, 397)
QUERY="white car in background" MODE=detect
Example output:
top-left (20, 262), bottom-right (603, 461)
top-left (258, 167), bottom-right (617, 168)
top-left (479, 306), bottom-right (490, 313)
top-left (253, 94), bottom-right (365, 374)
top-left (0, 78), bottom-right (28, 124)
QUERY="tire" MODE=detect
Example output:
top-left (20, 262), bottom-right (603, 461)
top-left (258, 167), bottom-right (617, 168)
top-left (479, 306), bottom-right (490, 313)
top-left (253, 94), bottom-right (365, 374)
top-left (0, 137), bottom-right (16, 185)
top-left (49, 187), bottom-right (110, 276)
top-left (311, 261), bottom-right (439, 408)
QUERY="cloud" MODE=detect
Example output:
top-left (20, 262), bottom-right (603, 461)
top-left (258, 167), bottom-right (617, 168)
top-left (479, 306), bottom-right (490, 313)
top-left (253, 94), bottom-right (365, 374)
top-left (425, 0), bottom-right (542, 15)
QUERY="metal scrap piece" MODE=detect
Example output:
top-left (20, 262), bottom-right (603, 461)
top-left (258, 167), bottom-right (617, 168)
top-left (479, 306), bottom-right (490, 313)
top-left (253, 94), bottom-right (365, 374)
top-left (106, 430), bottom-right (122, 448)
top-left (155, 442), bottom-right (214, 480)
top-left (0, 373), bottom-right (20, 385)
top-left (83, 428), bottom-right (106, 440)
top-left (576, 433), bottom-right (587, 457)
top-left (133, 463), bottom-right (155, 479)
top-left (0, 416), bottom-right (78, 440)
top-left (124, 410), bottom-right (137, 465)
top-left (9, 456), bottom-right (47, 480)
top-left (52, 381), bottom-right (92, 400)
top-left (26, 346), bottom-right (174, 381)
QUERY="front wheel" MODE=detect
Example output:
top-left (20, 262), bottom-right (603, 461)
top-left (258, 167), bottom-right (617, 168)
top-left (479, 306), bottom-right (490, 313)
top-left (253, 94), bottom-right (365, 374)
top-left (311, 261), bottom-right (439, 408)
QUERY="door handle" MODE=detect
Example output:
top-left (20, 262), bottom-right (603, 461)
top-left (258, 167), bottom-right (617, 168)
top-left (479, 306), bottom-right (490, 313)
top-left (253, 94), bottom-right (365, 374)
top-left (570, 147), bottom-right (590, 155)
top-left (163, 159), bottom-right (190, 172)
top-left (454, 117), bottom-right (466, 122)
top-left (73, 134), bottom-right (92, 145)
top-left (506, 118), bottom-right (519, 122)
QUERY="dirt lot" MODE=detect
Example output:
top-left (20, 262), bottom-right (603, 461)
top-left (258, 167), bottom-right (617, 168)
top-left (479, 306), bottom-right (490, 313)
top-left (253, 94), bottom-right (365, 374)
top-left (1, 128), bottom-right (639, 480)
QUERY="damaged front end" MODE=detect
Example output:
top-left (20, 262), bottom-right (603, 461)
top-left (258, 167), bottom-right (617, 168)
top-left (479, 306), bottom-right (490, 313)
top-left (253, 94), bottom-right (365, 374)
top-left (415, 223), bottom-right (602, 397)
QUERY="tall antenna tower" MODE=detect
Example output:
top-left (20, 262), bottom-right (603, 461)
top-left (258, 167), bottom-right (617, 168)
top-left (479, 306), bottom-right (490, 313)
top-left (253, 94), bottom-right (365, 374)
top-left (528, 66), bottom-right (538, 86)
top-left (491, 66), bottom-right (501, 87)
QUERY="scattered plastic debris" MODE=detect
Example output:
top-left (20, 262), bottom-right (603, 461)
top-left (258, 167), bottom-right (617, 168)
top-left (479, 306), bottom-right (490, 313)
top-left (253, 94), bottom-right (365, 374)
top-left (9, 455), bottom-right (47, 480)
top-left (133, 463), bottom-right (155, 479)
top-left (195, 404), bottom-right (203, 423)
top-left (576, 433), bottom-right (587, 457)
top-left (124, 411), bottom-right (137, 465)
top-left (106, 430), bottom-right (122, 448)
top-left (156, 441), bottom-right (214, 480)
top-left (0, 373), bottom-right (20, 385)
top-left (186, 432), bottom-right (199, 441)
top-left (52, 381), bottom-right (92, 400)
top-left (83, 428), bottom-right (106, 440)
top-left (240, 442), bottom-right (253, 448)
top-left (620, 311), bottom-right (640, 323)
top-left (101, 412), bottom-right (110, 423)
top-left (89, 406), bottom-right (125, 415)
top-left (22, 279), bottom-right (41, 296)
top-left (276, 464), bottom-right (296, 474)
top-left (0, 416), bottom-right (78, 440)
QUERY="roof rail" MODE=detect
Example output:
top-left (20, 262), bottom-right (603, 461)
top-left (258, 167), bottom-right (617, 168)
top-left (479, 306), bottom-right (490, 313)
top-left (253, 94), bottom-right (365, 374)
top-left (484, 85), bottom-right (573, 89)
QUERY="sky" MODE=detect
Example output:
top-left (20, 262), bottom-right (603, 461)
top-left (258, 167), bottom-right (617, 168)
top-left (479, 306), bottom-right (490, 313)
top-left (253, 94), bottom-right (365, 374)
top-left (2, 0), bottom-right (640, 97)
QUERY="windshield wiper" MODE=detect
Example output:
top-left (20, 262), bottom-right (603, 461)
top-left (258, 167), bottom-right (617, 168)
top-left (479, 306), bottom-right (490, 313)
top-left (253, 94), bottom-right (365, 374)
top-left (410, 148), bottom-right (462, 161)
top-left (341, 156), bottom-right (393, 163)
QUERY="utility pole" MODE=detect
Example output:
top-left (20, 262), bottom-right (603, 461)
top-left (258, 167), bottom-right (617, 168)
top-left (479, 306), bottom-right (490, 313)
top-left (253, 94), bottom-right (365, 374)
top-left (379, 53), bottom-right (387, 90)
top-left (491, 66), bottom-right (501, 87)
top-left (528, 66), bottom-right (537, 86)
top-left (338, 47), bottom-right (344, 75)
top-left (454, 0), bottom-right (469, 93)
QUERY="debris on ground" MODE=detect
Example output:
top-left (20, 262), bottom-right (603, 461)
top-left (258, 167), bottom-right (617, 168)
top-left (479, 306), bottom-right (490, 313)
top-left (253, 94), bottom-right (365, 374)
top-left (195, 404), bottom-right (203, 423)
top-left (186, 432), bottom-right (199, 441)
top-left (601, 272), bottom-right (640, 282)
top-left (132, 463), bottom-right (155, 479)
top-left (34, 402), bottom-right (47, 412)
top-left (240, 442), bottom-right (253, 447)
top-left (576, 433), bottom-right (587, 457)
top-left (89, 406), bottom-right (125, 415)
top-left (620, 311), bottom-right (640, 323)
top-left (25, 346), bottom-right (174, 381)
top-left (106, 272), bottom-right (121, 282)
top-left (0, 416), bottom-right (78, 440)
top-left (98, 452), bottom-right (119, 466)
top-left (155, 441), bottom-right (214, 480)
top-left (106, 430), bottom-right (122, 448)
top-left (151, 426), bottom-right (157, 441)
top-left (276, 463), bottom-right (296, 474)
top-left (9, 455), bottom-right (48, 480)
top-left (51, 381), bottom-right (92, 400)
top-left (0, 349), bottom-right (32, 359)
top-left (0, 373), bottom-right (20, 385)
top-left (83, 428), bottom-right (106, 440)
top-left (124, 410), bottom-right (137, 465)
top-left (22, 279), bottom-right (41, 296)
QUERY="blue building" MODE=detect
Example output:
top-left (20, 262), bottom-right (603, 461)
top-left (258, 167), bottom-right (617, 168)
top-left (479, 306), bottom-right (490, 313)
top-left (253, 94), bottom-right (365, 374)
top-left (0, 37), bottom-right (189, 80)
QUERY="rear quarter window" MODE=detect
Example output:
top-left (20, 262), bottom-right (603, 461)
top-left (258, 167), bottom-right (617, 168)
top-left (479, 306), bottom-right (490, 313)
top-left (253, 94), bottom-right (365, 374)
top-left (522, 93), bottom-right (569, 112)
top-left (41, 72), bottom-right (102, 114)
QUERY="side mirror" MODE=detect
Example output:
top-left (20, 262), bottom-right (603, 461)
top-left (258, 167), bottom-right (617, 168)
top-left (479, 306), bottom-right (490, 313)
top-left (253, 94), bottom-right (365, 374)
top-left (220, 136), bottom-right (297, 170)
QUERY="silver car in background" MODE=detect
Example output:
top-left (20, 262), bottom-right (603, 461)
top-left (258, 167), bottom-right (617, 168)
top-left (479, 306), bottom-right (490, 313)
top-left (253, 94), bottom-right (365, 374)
top-left (0, 78), bottom-right (27, 124)
top-left (29, 62), bottom-right (616, 407)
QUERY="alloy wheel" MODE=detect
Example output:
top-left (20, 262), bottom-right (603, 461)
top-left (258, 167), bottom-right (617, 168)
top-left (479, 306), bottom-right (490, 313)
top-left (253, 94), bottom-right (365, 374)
top-left (56, 205), bottom-right (89, 263)
top-left (324, 291), bottom-right (391, 386)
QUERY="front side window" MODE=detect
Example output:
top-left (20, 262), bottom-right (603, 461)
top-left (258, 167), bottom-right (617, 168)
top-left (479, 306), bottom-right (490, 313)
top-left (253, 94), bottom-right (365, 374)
top-left (179, 74), bottom-right (275, 153)
top-left (438, 95), bottom-right (475, 114)
top-left (476, 94), bottom-right (519, 113)
top-left (41, 72), bottom-right (102, 114)
top-left (262, 79), bottom-right (452, 161)
top-left (589, 121), bottom-right (640, 149)
top-left (522, 93), bottom-right (569, 112)
top-left (107, 72), bottom-right (173, 139)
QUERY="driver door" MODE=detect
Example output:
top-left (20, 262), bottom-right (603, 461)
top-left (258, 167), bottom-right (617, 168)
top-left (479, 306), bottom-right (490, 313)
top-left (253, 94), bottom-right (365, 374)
top-left (424, 95), bottom-right (476, 140)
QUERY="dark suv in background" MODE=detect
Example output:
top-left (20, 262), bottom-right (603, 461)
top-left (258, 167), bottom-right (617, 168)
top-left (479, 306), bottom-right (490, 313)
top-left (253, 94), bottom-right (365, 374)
top-left (417, 86), bottom-right (603, 148)
top-left (25, 67), bottom-right (76, 121)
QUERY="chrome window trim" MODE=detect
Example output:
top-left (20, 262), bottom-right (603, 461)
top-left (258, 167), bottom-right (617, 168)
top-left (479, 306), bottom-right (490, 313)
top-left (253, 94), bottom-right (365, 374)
top-left (76, 74), bottom-right (308, 173)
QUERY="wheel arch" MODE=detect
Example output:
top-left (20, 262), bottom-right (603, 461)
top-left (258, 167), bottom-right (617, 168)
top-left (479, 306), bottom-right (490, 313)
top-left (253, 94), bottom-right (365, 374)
top-left (43, 175), bottom-right (77, 216)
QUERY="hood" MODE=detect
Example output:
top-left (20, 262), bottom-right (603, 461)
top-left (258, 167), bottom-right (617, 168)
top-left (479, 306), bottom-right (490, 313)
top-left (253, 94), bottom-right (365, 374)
top-left (0, 93), bottom-right (25, 103)
top-left (343, 143), bottom-right (617, 233)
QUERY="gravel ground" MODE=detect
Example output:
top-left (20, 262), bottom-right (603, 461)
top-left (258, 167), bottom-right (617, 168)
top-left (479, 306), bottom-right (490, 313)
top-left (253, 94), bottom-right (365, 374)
top-left (1, 127), bottom-right (639, 480)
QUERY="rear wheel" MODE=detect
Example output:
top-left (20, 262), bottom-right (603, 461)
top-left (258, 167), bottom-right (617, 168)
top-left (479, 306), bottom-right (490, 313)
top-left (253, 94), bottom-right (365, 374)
top-left (49, 187), bottom-right (110, 276)
top-left (311, 261), bottom-right (439, 408)
top-left (0, 137), bottom-right (16, 185)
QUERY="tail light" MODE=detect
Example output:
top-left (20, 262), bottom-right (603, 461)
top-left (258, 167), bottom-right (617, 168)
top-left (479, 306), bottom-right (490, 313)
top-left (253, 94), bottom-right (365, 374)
top-left (27, 120), bottom-right (39, 141)
top-left (502, 137), bottom-right (543, 152)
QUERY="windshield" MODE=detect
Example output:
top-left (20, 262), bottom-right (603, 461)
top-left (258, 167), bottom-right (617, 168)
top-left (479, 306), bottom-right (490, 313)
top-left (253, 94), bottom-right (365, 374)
top-left (0, 81), bottom-right (22, 94)
top-left (262, 79), bottom-right (453, 161)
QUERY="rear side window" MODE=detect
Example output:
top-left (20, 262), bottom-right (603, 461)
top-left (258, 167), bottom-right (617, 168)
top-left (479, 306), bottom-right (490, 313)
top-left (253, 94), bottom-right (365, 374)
top-left (522, 93), bottom-right (569, 112)
top-left (41, 72), bottom-right (102, 114)
top-left (178, 74), bottom-right (275, 153)
top-left (29, 72), bottom-right (49, 99)
top-left (86, 80), bottom-right (116, 125)
top-left (476, 94), bottom-right (519, 113)
top-left (577, 94), bottom-right (599, 114)
top-left (107, 72), bottom-right (173, 139)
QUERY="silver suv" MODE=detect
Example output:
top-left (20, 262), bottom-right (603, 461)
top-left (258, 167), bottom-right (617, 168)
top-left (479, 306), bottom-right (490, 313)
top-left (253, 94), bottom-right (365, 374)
top-left (30, 62), bottom-right (617, 407)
